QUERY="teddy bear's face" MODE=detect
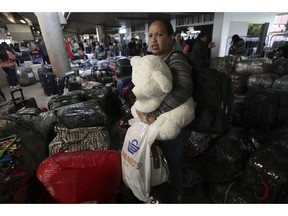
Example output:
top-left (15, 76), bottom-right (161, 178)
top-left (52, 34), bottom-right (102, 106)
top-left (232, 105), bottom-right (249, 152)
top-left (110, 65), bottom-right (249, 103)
top-left (131, 55), bottom-right (173, 98)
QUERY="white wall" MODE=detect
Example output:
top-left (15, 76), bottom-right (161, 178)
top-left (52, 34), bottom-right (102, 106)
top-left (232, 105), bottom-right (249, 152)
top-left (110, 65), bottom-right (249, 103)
top-left (214, 12), bottom-right (277, 57)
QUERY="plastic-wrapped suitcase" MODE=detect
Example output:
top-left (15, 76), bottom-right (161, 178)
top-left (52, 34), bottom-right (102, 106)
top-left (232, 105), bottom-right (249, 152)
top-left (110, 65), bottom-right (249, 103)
top-left (53, 99), bottom-right (108, 129)
top-left (97, 59), bottom-right (109, 70)
top-left (47, 90), bottom-right (85, 110)
top-left (109, 59), bottom-right (117, 72)
top-left (234, 58), bottom-right (272, 75)
top-left (243, 88), bottom-right (288, 130)
top-left (272, 74), bottom-right (288, 89)
top-left (116, 58), bottom-right (132, 78)
top-left (0, 88), bottom-right (38, 115)
top-left (16, 67), bottom-right (37, 86)
top-left (246, 73), bottom-right (278, 90)
top-left (29, 64), bottom-right (43, 82)
top-left (36, 150), bottom-right (122, 203)
top-left (240, 128), bottom-right (288, 203)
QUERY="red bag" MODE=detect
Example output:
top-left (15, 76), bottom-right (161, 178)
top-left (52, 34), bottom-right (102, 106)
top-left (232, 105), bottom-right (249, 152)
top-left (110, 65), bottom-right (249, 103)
top-left (36, 150), bottom-right (122, 203)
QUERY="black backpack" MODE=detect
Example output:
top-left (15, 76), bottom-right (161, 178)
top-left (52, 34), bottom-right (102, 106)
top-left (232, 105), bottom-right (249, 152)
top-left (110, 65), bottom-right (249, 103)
top-left (166, 51), bottom-right (234, 134)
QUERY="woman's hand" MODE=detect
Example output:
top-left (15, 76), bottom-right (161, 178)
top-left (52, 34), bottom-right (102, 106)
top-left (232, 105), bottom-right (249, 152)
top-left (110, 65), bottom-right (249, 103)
top-left (208, 42), bottom-right (216, 49)
top-left (135, 109), bottom-right (156, 125)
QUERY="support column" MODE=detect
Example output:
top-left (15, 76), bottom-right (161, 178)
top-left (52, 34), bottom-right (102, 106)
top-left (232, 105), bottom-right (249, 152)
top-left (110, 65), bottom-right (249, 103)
top-left (35, 12), bottom-right (71, 77)
top-left (97, 24), bottom-right (108, 47)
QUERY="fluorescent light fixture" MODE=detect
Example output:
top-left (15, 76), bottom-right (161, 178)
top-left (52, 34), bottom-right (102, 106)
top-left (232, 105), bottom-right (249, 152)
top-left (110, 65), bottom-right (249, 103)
top-left (119, 29), bottom-right (126, 34)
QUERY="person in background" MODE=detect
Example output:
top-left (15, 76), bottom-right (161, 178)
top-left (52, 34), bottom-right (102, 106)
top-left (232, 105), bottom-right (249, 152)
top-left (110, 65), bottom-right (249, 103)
top-left (64, 37), bottom-right (74, 61)
top-left (0, 44), bottom-right (19, 88)
top-left (39, 39), bottom-right (50, 64)
top-left (190, 32), bottom-right (216, 68)
top-left (228, 34), bottom-right (246, 56)
top-left (11, 43), bottom-right (22, 66)
top-left (276, 41), bottom-right (288, 58)
top-left (173, 32), bottom-right (184, 52)
top-left (128, 38), bottom-right (137, 56)
top-left (135, 19), bottom-right (193, 203)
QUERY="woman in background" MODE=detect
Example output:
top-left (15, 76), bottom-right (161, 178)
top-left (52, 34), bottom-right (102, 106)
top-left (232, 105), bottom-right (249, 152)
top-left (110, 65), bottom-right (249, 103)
top-left (0, 43), bottom-right (19, 88)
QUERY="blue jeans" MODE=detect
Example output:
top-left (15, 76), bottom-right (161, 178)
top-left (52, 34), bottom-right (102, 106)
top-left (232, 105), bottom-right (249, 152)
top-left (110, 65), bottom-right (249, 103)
top-left (2, 66), bottom-right (18, 87)
top-left (158, 126), bottom-right (190, 198)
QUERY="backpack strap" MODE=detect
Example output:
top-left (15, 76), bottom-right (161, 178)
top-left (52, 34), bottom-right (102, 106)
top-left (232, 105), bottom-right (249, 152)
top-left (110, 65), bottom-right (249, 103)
top-left (164, 50), bottom-right (177, 65)
top-left (165, 50), bottom-right (189, 65)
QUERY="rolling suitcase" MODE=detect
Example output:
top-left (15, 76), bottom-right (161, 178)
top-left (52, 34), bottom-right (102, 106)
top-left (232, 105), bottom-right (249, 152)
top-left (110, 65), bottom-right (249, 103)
top-left (0, 88), bottom-right (38, 115)
top-left (40, 71), bottom-right (57, 96)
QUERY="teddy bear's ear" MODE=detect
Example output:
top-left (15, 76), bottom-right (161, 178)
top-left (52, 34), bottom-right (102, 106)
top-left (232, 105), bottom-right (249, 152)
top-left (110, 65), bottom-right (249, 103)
top-left (130, 56), bottom-right (141, 67)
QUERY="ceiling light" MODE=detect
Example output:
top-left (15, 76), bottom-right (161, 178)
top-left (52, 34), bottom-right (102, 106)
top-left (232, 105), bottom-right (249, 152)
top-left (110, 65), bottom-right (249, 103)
top-left (20, 19), bottom-right (26, 24)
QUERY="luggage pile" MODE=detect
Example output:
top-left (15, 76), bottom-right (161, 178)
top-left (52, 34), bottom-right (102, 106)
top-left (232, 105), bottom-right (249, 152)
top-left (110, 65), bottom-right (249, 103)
top-left (183, 56), bottom-right (288, 203)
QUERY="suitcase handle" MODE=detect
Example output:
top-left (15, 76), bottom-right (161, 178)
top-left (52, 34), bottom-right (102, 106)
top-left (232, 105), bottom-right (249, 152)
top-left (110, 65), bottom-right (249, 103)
top-left (10, 88), bottom-right (25, 109)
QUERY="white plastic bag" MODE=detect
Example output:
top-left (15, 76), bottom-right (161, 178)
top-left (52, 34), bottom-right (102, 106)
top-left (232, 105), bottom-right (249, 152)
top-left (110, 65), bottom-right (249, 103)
top-left (121, 118), bottom-right (169, 202)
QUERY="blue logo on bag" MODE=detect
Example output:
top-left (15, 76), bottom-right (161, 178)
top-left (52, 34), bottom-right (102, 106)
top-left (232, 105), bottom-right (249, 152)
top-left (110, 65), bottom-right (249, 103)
top-left (128, 139), bottom-right (139, 154)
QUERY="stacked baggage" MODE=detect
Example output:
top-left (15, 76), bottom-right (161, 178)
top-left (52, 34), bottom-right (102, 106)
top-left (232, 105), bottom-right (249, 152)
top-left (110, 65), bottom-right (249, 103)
top-left (16, 66), bottom-right (37, 86)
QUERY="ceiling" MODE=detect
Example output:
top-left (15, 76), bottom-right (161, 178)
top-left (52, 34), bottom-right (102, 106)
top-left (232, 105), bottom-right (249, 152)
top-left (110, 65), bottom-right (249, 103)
top-left (0, 12), bottom-right (206, 38)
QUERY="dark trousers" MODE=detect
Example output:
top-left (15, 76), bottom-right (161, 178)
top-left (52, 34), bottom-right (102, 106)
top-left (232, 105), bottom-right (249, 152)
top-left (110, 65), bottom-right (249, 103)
top-left (43, 56), bottom-right (50, 64)
top-left (158, 126), bottom-right (190, 199)
top-left (2, 66), bottom-right (18, 87)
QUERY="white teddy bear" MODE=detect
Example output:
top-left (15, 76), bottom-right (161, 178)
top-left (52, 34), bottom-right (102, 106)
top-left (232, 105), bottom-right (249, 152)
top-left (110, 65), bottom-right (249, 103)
top-left (130, 55), bottom-right (195, 140)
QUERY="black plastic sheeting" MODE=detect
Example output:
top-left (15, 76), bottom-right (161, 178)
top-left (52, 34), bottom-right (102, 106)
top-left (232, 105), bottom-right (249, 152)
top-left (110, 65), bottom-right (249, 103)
top-left (197, 127), bottom-right (258, 183)
top-left (54, 99), bottom-right (108, 129)
top-left (247, 73), bottom-right (278, 89)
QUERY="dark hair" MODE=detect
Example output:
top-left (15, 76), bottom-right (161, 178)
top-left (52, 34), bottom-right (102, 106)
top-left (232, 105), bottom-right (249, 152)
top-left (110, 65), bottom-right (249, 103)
top-left (0, 44), bottom-right (9, 61)
top-left (148, 19), bottom-right (174, 36)
top-left (196, 32), bottom-right (208, 40)
top-left (232, 34), bottom-right (241, 43)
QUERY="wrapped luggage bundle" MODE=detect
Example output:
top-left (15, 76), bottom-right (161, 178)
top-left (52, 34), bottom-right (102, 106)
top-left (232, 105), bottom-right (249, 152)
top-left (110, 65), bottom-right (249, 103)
top-left (116, 58), bottom-right (132, 78)
top-left (197, 127), bottom-right (256, 183)
top-left (239, 128), bottom-right (288, 203)
top-left (47, 90), bottom-right (85, 110)
top-left (16, 66), bottom-right (37, 86)
top-left (271, 57), bottom-right (288, 76)
top-left (272, 74), bottom-right (288, 89)
top-left (49, 126), bottom-right (111, 155)
top-left (246, 73), bottom-right (278, 90)
top-left (37, 150), bottom-right (122, 203)
top-left (209, 55), bottom-right (234, 76)
top-left (0, 114), bottom-right (48, 203)
top-left (231, 72), bottom-right (250, 95)
top-left (53, 99), bottom-right (109, 129)
top-left (235, 58), bottom-right (272, 75)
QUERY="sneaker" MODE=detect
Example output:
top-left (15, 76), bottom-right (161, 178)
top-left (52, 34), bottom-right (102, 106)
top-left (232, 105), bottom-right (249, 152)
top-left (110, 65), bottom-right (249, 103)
top-left (145, 196), bottom-right (159, 204)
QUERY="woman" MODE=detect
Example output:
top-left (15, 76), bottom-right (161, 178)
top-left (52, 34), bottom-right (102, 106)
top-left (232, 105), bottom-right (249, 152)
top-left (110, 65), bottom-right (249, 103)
top-left (135, 19), bottom-right (193, 202)
top-left (173, 32), bottom-right (184, 52)
top-left (190, 32), bottom-right (216, 68)
top-left (0, 44), bottom-right (19, 88)
top-left (228, 34), bottom-right (245, 56)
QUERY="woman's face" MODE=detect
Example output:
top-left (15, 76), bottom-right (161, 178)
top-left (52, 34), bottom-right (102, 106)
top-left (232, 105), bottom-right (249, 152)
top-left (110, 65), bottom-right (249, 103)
top-left (148, 21), bottom-right (173, 57)
top-left (175, 33), bottom-right (181, 42)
